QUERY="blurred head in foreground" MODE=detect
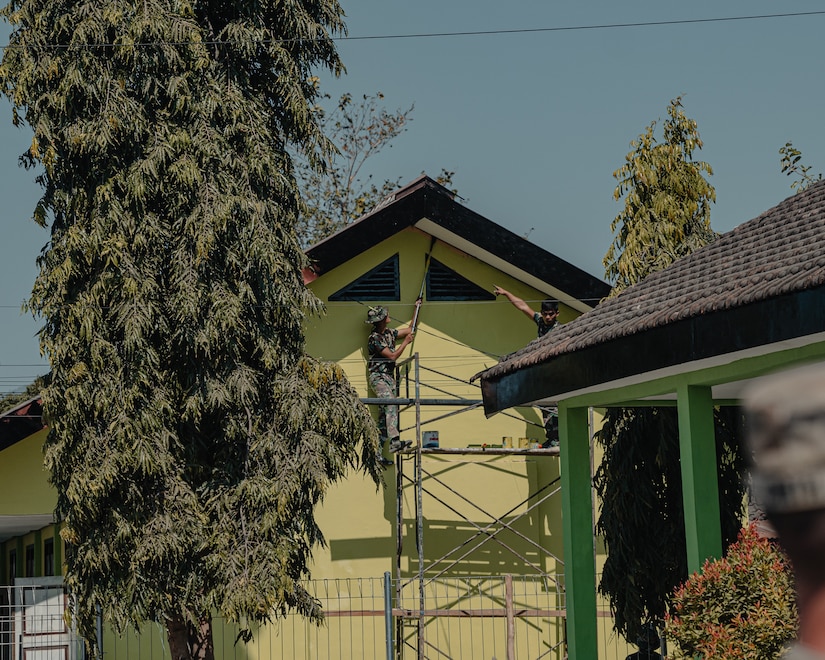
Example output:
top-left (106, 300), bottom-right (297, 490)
top-left (744, 361), bottom-right (825, 656)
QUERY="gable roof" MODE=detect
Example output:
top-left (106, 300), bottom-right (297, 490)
top-left (306, 175), bottom-right (610, 313)
top-left (479, 180), bottom-right (825, 412)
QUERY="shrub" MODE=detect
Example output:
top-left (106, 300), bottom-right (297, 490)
top-left (666, 523), bottom-right (797, 659)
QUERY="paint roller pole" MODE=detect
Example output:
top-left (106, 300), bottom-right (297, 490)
top-left (410, 297), bottom-right (423, 333)
top-left (408, 237), bottom-right (436, 349)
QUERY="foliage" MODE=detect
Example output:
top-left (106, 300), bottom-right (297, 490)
top-left (0, 1), bottom-right (381, 657)
top-left (604, 96), bottom-right (716, 294)
top-left (593, 406), bottom-right (746, 641)
top-left (294, 90), bottom-right (455, 246)
top-left (666, 524), bottom-right (797, 659)
top-left (779, 141), bottom-right (822, 192)
top-left (596, 97), bottom-right (745, 644)
top-left (0, 374), bottom-right (49, 412)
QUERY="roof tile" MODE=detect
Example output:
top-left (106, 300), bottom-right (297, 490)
top-left (482, 181), bottom-right (825, 381)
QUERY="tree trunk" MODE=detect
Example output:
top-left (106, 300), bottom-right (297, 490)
top-left (166, 614), bottom-right (215, 660)
top-left (191, 615), bottom-right (214, 660)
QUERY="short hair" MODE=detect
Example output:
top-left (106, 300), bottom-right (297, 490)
top-left (541, 300), bottom-right (559, 313)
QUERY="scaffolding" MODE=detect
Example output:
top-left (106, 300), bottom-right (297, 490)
top-left (364, 353), bottom-right (567, 659)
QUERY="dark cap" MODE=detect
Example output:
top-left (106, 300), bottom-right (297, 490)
top-left (743, 362), bottom-right (825, 514)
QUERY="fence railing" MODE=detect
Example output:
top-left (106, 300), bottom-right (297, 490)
top-left (1, 575), bottom-right (638, 659)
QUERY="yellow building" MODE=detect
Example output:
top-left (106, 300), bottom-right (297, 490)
top-left (1, 176), bottom-right (617, 659)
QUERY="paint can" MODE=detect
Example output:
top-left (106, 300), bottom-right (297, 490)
top-left (519, 437), bottom-right (529, 449)
top-left (502, 436), bottom-right (513, 448)
top-left (423, 430), bottom-right (439, 448)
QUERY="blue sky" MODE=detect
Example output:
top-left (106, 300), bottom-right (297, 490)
top-left (1, 2), bottom-right (824, 393)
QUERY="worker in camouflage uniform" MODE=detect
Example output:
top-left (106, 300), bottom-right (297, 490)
top-left (493, 286), bottom-right (561, 447)
top-left (366, 306), bottom-right (414, 465)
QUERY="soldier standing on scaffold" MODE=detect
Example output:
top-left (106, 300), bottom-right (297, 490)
top-left (366, 305), bottom-right (415, 465)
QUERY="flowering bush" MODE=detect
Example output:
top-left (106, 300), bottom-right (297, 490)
top-left (666, 524), bottom-right (797, 659)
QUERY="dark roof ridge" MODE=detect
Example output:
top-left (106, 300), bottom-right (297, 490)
top-left (306, 174), bottom-right (454, 253)
top-left (305, 175), bottom-right (611, 303)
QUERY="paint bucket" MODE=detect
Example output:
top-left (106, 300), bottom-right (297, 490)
top-left (518, 437), bottom-right (529, 448)
top-left (423, 430), bottom-right (439, 448)
top-left (502, 436), bottom-right (513, 448)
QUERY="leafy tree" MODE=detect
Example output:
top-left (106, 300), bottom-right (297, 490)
top-left (294, 90), bottom-right (455, 246)
top-left (666, 524), bottom-right (797, 659)
top-left (0, 1), bottom-right (381, 658)
top-left (594, 97), bottom-right (745, 643)
top-left (779, 141), bottom-right (822, 192)
top-left (604, 96), bottom-right (716, 295)
top-left (0, 374), bottom-right (48, 412)
top-left (594, 407), bottom-right (745, 641)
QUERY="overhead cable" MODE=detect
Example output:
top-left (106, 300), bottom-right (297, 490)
top-left (0, 11), bottom-right (822, 51)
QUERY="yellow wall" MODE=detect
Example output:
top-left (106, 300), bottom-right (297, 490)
top-left (305, 228), bottom-right (582, 580)
top-left (305, 228), bottom-right (576, 449)
top-left (0, 427), bottom-right (54, 516)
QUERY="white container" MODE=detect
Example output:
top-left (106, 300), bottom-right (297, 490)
top-left (423, 430), bottom-right (439, 448)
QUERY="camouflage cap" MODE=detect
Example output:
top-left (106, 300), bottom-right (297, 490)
top-left (365, 306), bottom-right (388, 324)
top-left (743, 362), bottom-right (825, 514)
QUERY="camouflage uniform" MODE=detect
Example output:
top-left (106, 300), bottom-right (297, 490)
top-left (368, 327), bottom-right (400, 440)
top-left (533, 312), bottom-right (558, 338)
top-left (533, 312), bottom-right (560, 446)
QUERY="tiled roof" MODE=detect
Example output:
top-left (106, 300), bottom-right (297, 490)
top-left (481, 180), bottom-right (825, 381)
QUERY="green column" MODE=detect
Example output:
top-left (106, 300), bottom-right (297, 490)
top-left (677, 384), bottom-right (722, 574)
top-left (559, 404), bottom-right (598, 660)
top-left (15, 538), bottom-right (23, 578)
top-left (53, 524), bottom-right (63, 577)
top-left (34, 530), bottom-right (42, 578)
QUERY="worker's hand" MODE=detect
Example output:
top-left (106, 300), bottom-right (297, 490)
top-left (493, 285), bottom-right (507, 297)
top-left (404, 331), bottom-right (415, 345)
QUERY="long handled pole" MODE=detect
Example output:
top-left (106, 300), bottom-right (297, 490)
top-left (410, 237), bottom-right (436, 341)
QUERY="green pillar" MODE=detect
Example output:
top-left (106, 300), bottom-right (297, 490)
top-left (15, 538), bottom-right (23, 578)
top-left (34, 530), bottom-right (42, 578)
top-left (53, 524), bottom-right (63, 577)
top-left (559, 404), bottom-right (598, 660)
top-left (677, 384), bottom-right (722, 574)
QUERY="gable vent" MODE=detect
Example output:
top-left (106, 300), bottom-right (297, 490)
top-left (426, 258), bottom-right (495, 301)
top-left (329, 254), bottom-right (400, 301)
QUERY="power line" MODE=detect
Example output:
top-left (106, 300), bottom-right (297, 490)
top-left (338, 11), bottom-right (825, 42)
top-left (0, 11), bottom-right (822, 52)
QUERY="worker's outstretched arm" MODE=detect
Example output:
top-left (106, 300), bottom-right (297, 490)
top-left (494, 285), bottom-right (535, 320)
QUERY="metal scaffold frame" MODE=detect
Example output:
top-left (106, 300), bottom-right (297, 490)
top-left (363, 353), bottom-right (567, 659)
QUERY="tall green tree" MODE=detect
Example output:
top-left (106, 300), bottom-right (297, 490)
top-left (604, 97), bottom-right (716, 295)
top-left (0, 2), bottom-right (380, 658)
top-left (594, 97), bottom-right (745, 643)
top-left (294, 90), bottom-right (455, 246)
